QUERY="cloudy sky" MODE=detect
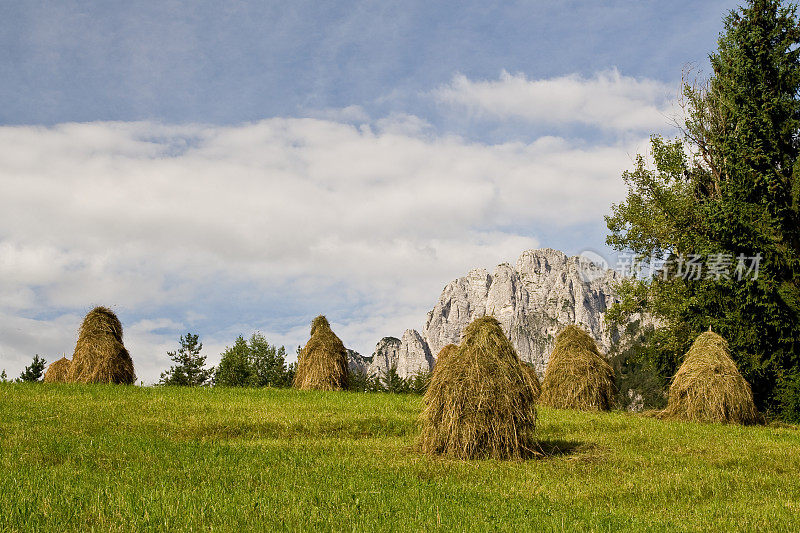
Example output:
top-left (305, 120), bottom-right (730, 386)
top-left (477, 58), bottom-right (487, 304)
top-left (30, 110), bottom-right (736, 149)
top-left (0, 0), bottom-right (735, 382)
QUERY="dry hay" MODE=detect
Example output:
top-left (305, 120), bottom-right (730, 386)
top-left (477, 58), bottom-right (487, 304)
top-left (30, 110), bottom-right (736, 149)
top-left (68, 306), bottom-right (136, 384)
top-left (540, 325), bottom-right (615, 411)
top-left (520, 362), bottom-right (542, 400)
top-left (433, 344), bottom-right (458, 369)
top-left (43, 357), bottom-right (71, 383)
top-left (293, 315), bottom-right (349, 391)
top-left (661, 331), bottom-right (760, 425)
top-left (429, 344), bottom-right (458, 393)
top-left (417, 316), bottom-right (538, 460)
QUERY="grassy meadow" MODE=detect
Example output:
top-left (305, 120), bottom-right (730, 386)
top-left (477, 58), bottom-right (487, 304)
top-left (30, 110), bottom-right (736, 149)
top-left (1, 383), bottom-right (799, 532)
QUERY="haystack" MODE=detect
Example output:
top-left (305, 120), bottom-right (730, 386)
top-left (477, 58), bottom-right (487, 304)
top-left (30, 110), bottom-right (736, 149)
top-left (417, 316), bottom-right (538, 460)
top-left (433, 344), bottom-right (458, 369)
top-left (661, 331), bottom-right (760, 424)
top-left (540, 325), bottom-right (615, 411)
top-left (68, 306), bottom-right (136, 384)
top-left (293, 315), bottom-right (349, 391)
top-left (520, 362), bottom-right (542, 400)
top-left (43, 357), bottom-right (71, 383)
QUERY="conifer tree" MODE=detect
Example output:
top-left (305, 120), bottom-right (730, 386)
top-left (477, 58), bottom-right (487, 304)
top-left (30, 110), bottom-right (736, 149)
top-left (160, 333), bottom-right (213, 386)
top-left (19, 355), bottom-right (46, 382)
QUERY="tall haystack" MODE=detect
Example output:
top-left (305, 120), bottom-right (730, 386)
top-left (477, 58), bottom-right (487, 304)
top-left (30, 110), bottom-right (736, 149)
top-left (540, 325), bottom-right (615, 411)
top-left (68, 306), bottom-right (135, 384)
top-left (417, 316), bottom-right (538, 460)
top-left (521, 362), bottom-right (542, 400)
top-left (433, 344), bottom-right (458, 369)
top-left (293, 315), bottom-right (349, 391)
top-left (43, 357), bottom-right (71, 383)
top-left (662, 331), bottom-right (760, 424)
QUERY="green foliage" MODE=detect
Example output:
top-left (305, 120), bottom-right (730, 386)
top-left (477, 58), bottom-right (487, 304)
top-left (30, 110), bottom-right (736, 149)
top-left (214, 336), bottom-right (253, 387)
top-left (381, 365), bottom-right (410, 393)
top-left (609, 324), bottom-right (668, 411)
top-left (214, 333), bottom-right (293, 388)
top-left (606, 136), bottom-right (699, 259)
top-left (777, 371), bottom-right (800, 423)
top-left (347, 369), bottom-right (382, 392)
top-left (0, 370), bottom-right (7, 383)
top-left (605, 275), bottom-right (696, 380)
top-left (19, 355), bottom-right (46, 383)
top-left (284, 362), bottom-right (297, 388)
top-left (408, 369), bottom-right (432, 394)
top-left (606, 0), bottom-right (800, 420)
top-left (346, 367), bottom-right (430, 394)
top-left (159, 333), bottom-right (214, 387)
top-left (249, 335), bottom-right (291, 387)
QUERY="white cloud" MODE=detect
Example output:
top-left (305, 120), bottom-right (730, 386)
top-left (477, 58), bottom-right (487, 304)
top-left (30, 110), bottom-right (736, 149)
top-left (435, 69), bottom-right (677, 132)
top-left (0, 116), bottom-right (642, 382)
top-left (301, 105), bottom-right (371, 124)
top-left (0, 312), bottom-right (80, 373)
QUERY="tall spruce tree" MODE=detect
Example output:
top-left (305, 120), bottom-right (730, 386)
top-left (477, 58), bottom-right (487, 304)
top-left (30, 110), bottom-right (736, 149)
top-left (607, 0), bottom-right (800, 419)
top-left (159, 333), bottom-right (213, 386)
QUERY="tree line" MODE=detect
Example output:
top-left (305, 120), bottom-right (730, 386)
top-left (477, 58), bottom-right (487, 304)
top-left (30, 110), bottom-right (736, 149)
top-left (158, 332), bottom-right (295, 388)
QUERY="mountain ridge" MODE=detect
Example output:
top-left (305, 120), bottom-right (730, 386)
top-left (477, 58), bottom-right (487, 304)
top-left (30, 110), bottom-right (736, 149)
top-left (349, 248), bottom-right (622, 379)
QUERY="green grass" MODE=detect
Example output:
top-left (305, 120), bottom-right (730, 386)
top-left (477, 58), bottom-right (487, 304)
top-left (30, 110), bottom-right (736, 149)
top-left (1, 384), bottom-right (799, 532)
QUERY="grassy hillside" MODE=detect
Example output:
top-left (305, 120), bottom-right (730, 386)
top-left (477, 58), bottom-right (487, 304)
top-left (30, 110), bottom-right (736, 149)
top-left (1, 384), bottom-right (799, 532)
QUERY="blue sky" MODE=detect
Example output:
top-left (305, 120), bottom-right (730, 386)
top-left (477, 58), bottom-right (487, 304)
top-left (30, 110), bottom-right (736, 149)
top-left (3, 1), bottom-right (730, 125)
top-left (0, 0), bottom-right (738, 381)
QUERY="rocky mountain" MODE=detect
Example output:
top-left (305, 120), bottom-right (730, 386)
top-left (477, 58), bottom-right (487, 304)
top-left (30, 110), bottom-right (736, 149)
top-left (347, 334), bottom-right (434, 382)
top-left (352, 248), bottom-right (621, 379)
top-left (352, 331), bottom-right (434, 380)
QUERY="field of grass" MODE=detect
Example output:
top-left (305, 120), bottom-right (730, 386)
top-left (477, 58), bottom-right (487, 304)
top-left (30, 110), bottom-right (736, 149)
top-left (1, 383), bottom-right (799, 532)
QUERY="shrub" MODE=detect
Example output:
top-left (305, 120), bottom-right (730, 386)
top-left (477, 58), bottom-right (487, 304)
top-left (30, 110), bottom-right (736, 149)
top-left (775, 371), bottom-right (800, 424)
top-left (214, 333), bottom-right (292, 387)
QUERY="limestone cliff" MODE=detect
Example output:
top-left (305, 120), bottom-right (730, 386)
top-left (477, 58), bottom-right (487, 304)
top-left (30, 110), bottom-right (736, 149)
top-left (354, 248), bottom-right (621, 378)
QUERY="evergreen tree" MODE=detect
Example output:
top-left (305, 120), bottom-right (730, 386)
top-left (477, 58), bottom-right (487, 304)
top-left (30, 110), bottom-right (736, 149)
top-left (348, 369), bottom-right (368, 392)
top-left (347, 369), bottom-right (382, 392)
top-left (284, 361), bottom-right (297, 387)
top-left (381, 365), bottom-right (409, 393)
top-left (159, 333), bottom-right (213, 386)
top-left (607, 0), bottom-right (800, 418)
top-left (1, 369), bottom-right (8, 383)
top-left (408, 369), bottom-right (432, 394)
top-left (19, 355), bottom-right (46, 382)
